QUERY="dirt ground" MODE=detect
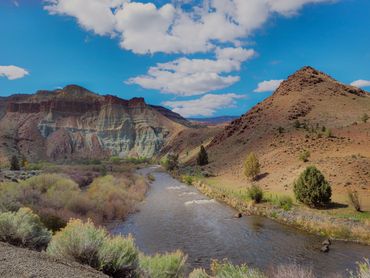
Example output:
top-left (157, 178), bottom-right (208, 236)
top-left (0, 242), bottom-right (107, 278)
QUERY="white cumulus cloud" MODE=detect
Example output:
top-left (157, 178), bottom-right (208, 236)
top-left (127, 47), bottom-right (256, 96)
top-left (350, 80), bottom-right (370, 88)
top-left (163, 93), bottom-right (244, 117)
top-left (0, 65), bottom-right (29, 80)
top-left (44, 0), bottom-right (332, 55)
top-left (254, 79), bottom-right (284, 93)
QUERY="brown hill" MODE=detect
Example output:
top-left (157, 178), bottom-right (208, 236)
top-left (0, 85), bottom-right (192, 163)
top-left (201, 66), bottom-right (370, 208)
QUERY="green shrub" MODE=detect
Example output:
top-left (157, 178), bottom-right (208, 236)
top-left (189, 268), bottom-right (210, 278)
top-left (182, 175), bottom-right (194, 185)
top-left (196, 145), bottom-right (209, 166)
top-left (272, 195), bottom-right (293, 211)
top-left (361, 113), bottom-right (369, 123)
top-left (10, 155), bottom-right (20, 171)
top-left (324, 128), bottom-right (332, 138)
top-left (294, 120), bottom-right (301, 128)
top-left (98, 235), bottom-right (139, 278)
top-left (110, 156), bottom-right (122, 165)
top-left (244, 152), bottom-right (260, 180)
top-left (161, 153), bottom-right (179, 171)
top-left (47, 219), bottom-right (107, 268)
top-left (293, 166), bottom-right (331, 207)
top-left (348, 190), bottom-right (362, 212)
top-left (247, 184), bottom-right (263, 203)
top-left (139, 250), bottom-right (187, 278)
top-left (210, 260), bottom-right (265, 278)
top-left (0, 207), bottom-right (51, 250)
top-left (298, 149), bottom-right (310, 162)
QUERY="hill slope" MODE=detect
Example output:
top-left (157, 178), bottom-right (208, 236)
top-left (0, 85), bottom-right (191, 163)
top-left (205, 66), bottom-right (370, 207)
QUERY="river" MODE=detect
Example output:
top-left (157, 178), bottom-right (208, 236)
top-left (111, 167), bottom-right (370, 277)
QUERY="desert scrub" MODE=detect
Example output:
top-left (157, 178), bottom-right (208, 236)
top-left (270, 195), bottom-right (293, 211)
top-left (98, 235), bottom-right (139, 278)
top-left (293, 166), bottom-right (331, 208)
top-left (139, 250), bottom-right (187, 278)
top-left (247, 184), bottom-right (263, 203)
top-left (147, 173), bottom-right (156, 182)
top-left (298, 149), bottom-right (310, 162)
top-left (244, 152), bottom-right (260, 180)
top-left (47, 219), bottom-right (107, 268)
top-left (210, 260), bottom-right (265, 278)
top-left (182, 175), bottom-right (194, 185)
top-left (0, 207), bottom-right (51, 250)
top-left (347, 190), bottom-right (362, 212)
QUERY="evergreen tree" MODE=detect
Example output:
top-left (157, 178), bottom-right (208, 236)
top-left (196, 145), bottom-right (209, 166)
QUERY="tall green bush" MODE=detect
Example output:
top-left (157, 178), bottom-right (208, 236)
top-left (244, 152), bottom-right (260, 180)
top-left (162, 153), bottom-right (179, 171)
top-left (98, 235), bottom-right (139, 277)
top-left (0, 207), bottom-right (51, 250)
top-left (196, 145), bottom-right (209, 166)
top-left (293, 166), bottom-right (331, 207)
top-left (247, 184), bottom-right (263, 203)
top-left (139, 250), bottom-right (187, 278)
top-left (47, 219), bottom-right (107, 268)
top-left (10, 155), bottom-right (20, 171)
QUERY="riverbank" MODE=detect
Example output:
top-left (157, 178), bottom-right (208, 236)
top-left (183, 176), bottom-right (370, 245)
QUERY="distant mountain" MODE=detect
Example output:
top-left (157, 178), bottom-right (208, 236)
top-left (0, 85), bottom-right (192, 163)
top-left (188, 116), bottom-right (239, 125)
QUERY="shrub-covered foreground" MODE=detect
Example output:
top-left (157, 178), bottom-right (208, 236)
top-left (0, 215), bottom-right (368, 278)
top-left (0, 173), bottom-right (147, 231)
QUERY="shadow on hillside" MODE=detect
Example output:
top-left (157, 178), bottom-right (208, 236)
top-left (324, 202), bottom-right (349, 210)
top-left (256, 172), bottom-right (269, 181)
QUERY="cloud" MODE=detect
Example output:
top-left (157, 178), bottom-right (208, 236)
top-left (350, 80), bottom-right (370, 88)
top-left (0, 65), bottom-right (29, 80)
top-left (127, 47), bottom-right (256, 96)
top-left (44, 0), bottom-right (332, 55)
top-left (163, 93), bottom-right (244, 117)
top-left (254, 79), bottom-right (284, 93)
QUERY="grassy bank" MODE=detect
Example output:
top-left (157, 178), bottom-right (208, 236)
top-left (181, 176), bottom-right (370, 245)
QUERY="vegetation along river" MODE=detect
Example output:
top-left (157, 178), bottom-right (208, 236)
top-left (111, 167), bottom-right (370, 277)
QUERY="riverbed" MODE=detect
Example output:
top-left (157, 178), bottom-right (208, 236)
top-left (111, 167), bottom-right (370, 277)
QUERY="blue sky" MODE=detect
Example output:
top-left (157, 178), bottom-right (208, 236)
top-left (1, 0), bottom-right (370, 117)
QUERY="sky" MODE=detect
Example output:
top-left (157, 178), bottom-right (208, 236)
top-left (0, 0), bottom-right (370, 118)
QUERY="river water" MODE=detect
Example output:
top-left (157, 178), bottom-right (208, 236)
top-left (111, 167), bottom-right (370, 277)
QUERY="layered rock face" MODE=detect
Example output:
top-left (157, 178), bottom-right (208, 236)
top-left (0, 85), bottom-right (188, 162)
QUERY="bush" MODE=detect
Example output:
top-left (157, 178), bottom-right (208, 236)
top-left (47, 219), bottom-right (107, 268)
top-left (348, 190), bottom-right (362, 212)
top-left (110, 156), bottom-right (122, 165)
top-left (139, 250), bottom-right (187, 278)
top-left (196, 145), bottom-right (209, 166)
top-left (298, 149), bottom-right (310, 162)
top-left (210, 260), bottom-right (265, 278)
top-left (324, 128), bottom-right (332, 138)
top-left (271, 195), bottom-right (293, 211)
top-left (361, 113), bottom-right (369, 123)
top-left (161, 153), bottom-right (179, 171)
top-left (0, 207), bottom-right (51, 250)
top-left (98, 235), bottom-right (139, 278)
top-left (294, 120), bottom-right (301, 128)
top-left (293, 166), bottom-right (331, 207)
top-left (10, 155), bottom-right (20, 171)
top-left (247, 184), bottom-right (263, 203)
top-left (182, 175), bottom-right (194, 185)
top-left (244, 152), bottom-right (260, 180)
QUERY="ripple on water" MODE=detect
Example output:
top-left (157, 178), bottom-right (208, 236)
top-left (185, 199), bottom-right (216, 206)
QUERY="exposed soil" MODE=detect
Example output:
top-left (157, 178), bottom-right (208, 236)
top-left (0, 242), bottom-right (107, 278)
